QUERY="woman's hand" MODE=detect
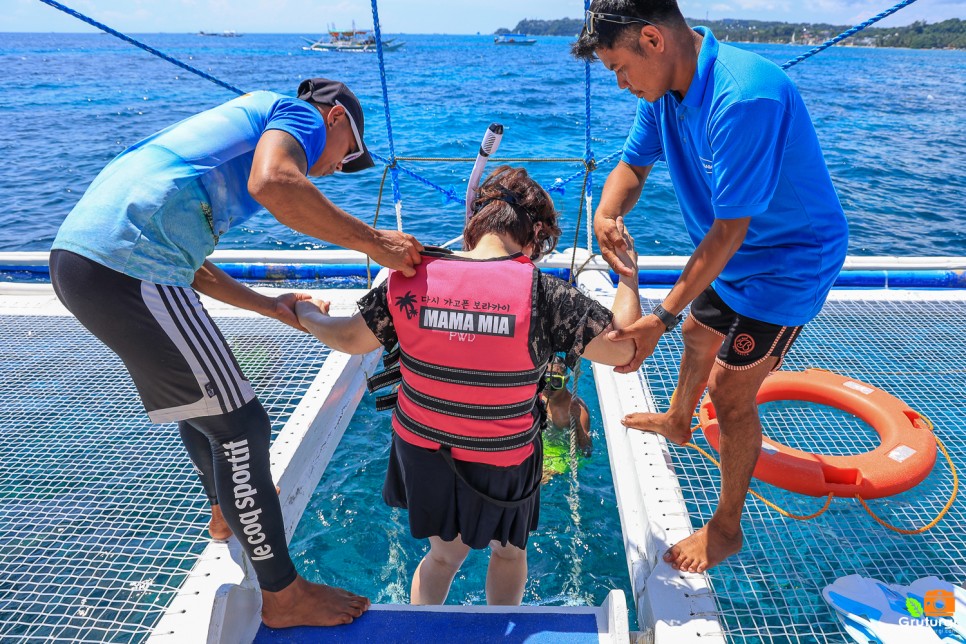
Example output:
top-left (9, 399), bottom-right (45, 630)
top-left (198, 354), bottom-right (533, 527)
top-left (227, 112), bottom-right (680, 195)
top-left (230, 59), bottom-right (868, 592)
top-left (611, 216), bottom-right (637, 269)
top-left (595, 213), bottom-right (637, 277)
top-left (294, 298), bottom-right (331, 329)
top-left (270, 292), bottom-right (313, 331)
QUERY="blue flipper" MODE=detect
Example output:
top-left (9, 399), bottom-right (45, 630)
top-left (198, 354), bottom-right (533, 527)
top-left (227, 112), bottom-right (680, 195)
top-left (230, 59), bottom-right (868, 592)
top-left (823, 575), bottom-right (966, 643)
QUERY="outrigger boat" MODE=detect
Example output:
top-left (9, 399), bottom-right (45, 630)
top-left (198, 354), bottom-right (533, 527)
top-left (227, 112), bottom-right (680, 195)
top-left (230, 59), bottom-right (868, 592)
top-left (494, 33), bottom-right (537, 45)
top-left (302, 27), bottom-right (404, 53)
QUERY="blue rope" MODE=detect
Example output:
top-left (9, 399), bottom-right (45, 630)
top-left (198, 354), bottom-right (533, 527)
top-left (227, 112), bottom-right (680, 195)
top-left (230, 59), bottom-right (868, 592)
top-left (37, 0), bottom-right (246, 96)
top-left (370, 152), bottom-right (466, 205)
top-left (547, 150), bottom-right (621, 194)
top-left (781, 0), bottom-right (920, 69)
top-left (584, 0), bottom-right (595, 171)
top-left (370, 0), bottom-right (403, 214)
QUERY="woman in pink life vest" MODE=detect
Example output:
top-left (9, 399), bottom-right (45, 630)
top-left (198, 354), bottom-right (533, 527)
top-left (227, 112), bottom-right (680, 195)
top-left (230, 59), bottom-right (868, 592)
top-left (296, 166), bottom-right (640, 605)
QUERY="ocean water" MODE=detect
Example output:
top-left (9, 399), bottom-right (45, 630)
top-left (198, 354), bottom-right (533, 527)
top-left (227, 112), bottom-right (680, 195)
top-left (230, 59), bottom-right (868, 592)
top-left (0, 32), bottom-right (964, 256)
top-left (288, 363), bottom-right (631, 616)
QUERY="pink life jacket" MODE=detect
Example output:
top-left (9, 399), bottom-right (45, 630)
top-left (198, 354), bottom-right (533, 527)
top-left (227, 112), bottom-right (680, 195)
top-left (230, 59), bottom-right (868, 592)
top-left (380, 251), bottom-right (545, 466)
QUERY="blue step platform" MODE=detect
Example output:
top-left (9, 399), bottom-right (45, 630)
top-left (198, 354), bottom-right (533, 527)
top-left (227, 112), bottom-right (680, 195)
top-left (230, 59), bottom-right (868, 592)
top-left (253, 591), bottom-right (628, 643)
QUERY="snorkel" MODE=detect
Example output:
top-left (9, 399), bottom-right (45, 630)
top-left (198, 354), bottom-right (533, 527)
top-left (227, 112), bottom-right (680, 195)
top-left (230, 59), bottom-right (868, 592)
top-left (465, 123), bottom-right (504, 222)
top-left (443, 123), bottom-right (504, 248)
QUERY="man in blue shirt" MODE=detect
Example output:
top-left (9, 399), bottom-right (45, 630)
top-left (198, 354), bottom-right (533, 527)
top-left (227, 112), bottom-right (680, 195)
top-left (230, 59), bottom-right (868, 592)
top-left (50, 78), bottom-right (422, 628)
top-left (573, 2), bottom-right (848, 573)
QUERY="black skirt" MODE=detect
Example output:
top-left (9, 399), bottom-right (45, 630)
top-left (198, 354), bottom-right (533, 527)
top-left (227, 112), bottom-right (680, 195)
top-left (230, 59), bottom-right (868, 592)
top-left (382, 432), bottom-right (542, 550)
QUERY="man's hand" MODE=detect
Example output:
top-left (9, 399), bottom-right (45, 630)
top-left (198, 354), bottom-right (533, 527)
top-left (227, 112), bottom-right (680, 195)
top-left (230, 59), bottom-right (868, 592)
top-left (369, 230), bottom-right (424, 277)
top-left (271, 292), bottom-right (313, 332)
top-left (608, 315), bottom-right (665, 373)
top-left (596, 213), bottom-right (637, 277)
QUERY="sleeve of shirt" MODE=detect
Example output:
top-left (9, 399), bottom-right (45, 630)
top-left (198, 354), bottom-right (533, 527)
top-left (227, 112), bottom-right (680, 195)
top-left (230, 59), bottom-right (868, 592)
top-left (620, 99), bottom-right (664, 167)
top-left (538, 274), bottom-right (614, 369)
top-left (357, 283), bottom-right (398, 350)
top-left (709, 98), bottom-right (791, 219)
top-left (264, 98), bottom-right (328, 171)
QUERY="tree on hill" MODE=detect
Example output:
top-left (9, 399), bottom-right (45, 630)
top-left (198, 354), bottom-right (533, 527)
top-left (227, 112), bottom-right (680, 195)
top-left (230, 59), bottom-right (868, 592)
top-left (495, 18), bottom-right (583, 36)
top-left (495, 17), bottom-right (966, 49)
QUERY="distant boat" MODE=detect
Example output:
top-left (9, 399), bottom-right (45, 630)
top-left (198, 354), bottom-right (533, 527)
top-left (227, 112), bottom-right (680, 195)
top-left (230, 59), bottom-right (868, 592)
top-left (494, 33), bottom-right (537, 45)
top-left (198, 30), bottom-right (242, 37)
top-left (302, 25), bottom-right (404, 53)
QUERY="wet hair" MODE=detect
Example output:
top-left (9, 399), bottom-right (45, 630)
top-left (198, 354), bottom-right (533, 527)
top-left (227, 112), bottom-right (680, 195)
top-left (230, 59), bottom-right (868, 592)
top-left (464, 166), bottom-right (561, 261)
top-left (549, 355), bottom-right (567, 375)
top-left (571, 0), bottom-right (687, 61)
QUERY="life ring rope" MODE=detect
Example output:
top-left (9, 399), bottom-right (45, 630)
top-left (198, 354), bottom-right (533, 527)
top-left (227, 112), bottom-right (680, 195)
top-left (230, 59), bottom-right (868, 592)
top-left (684, 412), bottom-right (958, 532)
top-left (684, 438), bottom-right (835, 521)
top-left (856, 415), bottom-right (958, 535)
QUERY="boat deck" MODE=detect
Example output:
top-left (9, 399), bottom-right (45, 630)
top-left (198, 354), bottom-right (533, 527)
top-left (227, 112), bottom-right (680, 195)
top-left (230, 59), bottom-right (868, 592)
top-left (1, 255), bottom-right (965, 642)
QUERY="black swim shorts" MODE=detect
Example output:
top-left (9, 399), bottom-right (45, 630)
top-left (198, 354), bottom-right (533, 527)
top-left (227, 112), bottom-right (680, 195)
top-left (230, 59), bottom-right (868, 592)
top-left (689, 286), bottom-right (804, 370)
top-left (50, 250), bottom-right (256, 423)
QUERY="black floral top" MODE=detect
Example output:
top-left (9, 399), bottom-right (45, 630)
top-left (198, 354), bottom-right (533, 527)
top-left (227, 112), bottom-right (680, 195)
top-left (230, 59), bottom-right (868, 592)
top-left (357, 252), bottom-right (613, 369)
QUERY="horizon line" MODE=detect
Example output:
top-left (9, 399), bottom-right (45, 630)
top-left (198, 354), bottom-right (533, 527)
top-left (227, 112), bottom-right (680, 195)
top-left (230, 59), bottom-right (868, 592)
top-left (2, 15), bottom-right (962, 35)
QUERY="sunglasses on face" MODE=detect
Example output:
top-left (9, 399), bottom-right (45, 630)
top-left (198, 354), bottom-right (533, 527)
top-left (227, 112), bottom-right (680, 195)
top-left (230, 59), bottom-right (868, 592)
top-left (335, 100), bottom-right (365, 165)
top-left (583, 10), bottom-right (655, 37)
top-left (544, 373), bottom-right (570, 390)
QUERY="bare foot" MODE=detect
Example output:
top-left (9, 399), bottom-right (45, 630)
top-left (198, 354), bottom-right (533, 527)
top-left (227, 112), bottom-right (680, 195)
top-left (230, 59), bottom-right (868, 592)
top-left (261, 575), bottom-right (370, 628)
top-left (208, 486), bottom-right (281, 542)
top-left (663, 520), bottom-right (743, 573)
top-left (208, 504), bottom-right (232, 541)
top-left (621, 411), bottom-right (692, 446)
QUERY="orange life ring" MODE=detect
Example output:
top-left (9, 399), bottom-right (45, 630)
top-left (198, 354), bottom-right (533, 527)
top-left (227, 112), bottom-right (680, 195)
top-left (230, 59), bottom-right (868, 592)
top-left (698, 369), bottom-right (936, 499)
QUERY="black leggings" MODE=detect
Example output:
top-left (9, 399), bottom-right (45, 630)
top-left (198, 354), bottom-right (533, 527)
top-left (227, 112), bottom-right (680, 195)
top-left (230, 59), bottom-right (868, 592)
top-left (50, 251), bottom-right (297, 592)
top-left (179, 400), bottom-right (297, 592)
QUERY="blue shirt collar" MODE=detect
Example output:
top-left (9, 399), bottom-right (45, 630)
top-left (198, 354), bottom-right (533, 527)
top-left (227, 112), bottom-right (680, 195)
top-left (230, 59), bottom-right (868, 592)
top-left (681, 26), bottom-right (718, 108)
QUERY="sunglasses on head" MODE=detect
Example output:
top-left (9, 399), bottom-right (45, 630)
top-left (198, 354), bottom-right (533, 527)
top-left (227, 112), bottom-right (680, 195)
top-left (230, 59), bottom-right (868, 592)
top-left (583, 10), bottom-right (655, 37)
top-left (544, 373), bottom-right (570, 390)
top-left (335, 100), bottom-right (365, 166)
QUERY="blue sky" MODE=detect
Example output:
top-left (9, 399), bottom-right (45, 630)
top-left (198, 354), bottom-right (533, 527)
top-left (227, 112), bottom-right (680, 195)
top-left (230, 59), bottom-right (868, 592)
top-left (4, 0), bottom-right (964, 33)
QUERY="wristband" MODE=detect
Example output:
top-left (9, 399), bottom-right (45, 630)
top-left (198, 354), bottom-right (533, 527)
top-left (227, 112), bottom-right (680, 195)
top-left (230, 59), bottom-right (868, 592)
top-left (651, 304), bottom-right (684, 332)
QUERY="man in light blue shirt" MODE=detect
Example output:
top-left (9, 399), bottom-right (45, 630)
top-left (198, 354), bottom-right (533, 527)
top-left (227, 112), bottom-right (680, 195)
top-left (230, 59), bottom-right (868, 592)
top-left (50, 78), bottom-right (422, 628)
top-left (573, 2), bottom-right (848, 572)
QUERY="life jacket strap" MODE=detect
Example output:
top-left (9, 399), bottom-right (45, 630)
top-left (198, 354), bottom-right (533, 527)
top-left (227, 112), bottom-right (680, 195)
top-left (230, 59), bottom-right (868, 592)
top-left (400, 380), bottom-right (535, 421)
top-left (395, 405), bottom-right (541, 452)
top-left (400, 350), bottom-right (545, 388)
top-left (383, 345), bottom-right (400, 368)
top-left (374, 392), bottom-right (398, 411)
top-left (367, 364), bottom-right (401, 393)
top-left (437, 440), bottom-right (543, 509)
